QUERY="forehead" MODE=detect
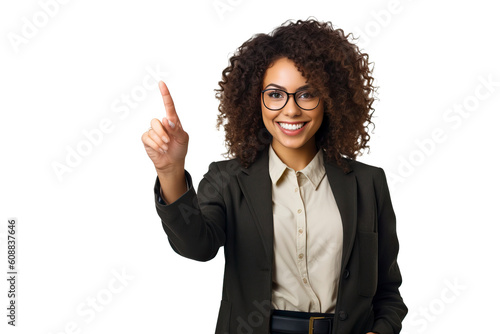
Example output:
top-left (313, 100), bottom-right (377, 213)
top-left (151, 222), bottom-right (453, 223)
top-left (262, 57), bottom-right (308, 89)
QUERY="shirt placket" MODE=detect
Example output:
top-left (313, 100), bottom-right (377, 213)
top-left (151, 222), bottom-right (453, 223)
top-left (293, 171), bottom-right (321, 312)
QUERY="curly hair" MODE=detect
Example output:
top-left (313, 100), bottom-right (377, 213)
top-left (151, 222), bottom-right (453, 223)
top-left (215, 18), bottom-right (376, 172)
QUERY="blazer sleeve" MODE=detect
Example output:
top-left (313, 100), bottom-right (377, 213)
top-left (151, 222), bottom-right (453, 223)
top-left (154, 162), bottom-right (227, 262)
top-left (372, 167), bottom-right (408, 334)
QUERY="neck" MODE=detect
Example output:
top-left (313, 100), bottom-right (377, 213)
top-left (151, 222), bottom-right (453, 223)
top-left (271, 138), bottom-right (318, 171)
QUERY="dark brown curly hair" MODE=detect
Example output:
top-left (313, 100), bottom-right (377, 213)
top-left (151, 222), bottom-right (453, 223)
top-left (215, 18), bottom-right (376, 172)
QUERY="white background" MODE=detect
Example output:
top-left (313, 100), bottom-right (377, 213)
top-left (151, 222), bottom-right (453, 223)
top-left (1, 0), bottom-right (499, 333)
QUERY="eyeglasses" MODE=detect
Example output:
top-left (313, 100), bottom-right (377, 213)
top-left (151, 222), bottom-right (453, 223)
top-left (261, 88), bottom-right (321, 111)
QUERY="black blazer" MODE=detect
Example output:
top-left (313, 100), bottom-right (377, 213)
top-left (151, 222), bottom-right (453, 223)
top-left (154, 147), bottom-right (407, 334)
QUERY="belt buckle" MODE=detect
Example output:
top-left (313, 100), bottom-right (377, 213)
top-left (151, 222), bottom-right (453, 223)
top-left (308, 316), bottom-right (325, 334)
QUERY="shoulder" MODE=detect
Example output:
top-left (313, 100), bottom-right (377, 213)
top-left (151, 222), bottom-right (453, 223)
top-left (205, 147), bottom-right (269, 177)
top-left (199, 158), bottom-right (246, 191)
top-left (205, 158), bottom-right (244, 177)
top-left (347, 158), bottom-right (383, 174)
top-left (344, 158), bottom-right (392, 204)
top-left (334, 156), bottom-right (385, 177)
top-left (337, 157), bottom-right (388, 190)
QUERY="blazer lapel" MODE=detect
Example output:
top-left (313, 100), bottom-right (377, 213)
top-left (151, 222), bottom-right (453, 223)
top-left (236, 148), bottom-right (274, 265)
top-left (324, 159), bottom-right (358, 272)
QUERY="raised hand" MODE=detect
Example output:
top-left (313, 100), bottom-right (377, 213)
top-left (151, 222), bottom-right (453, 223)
top-left (142, 81), bottom-right (189, 173)
top-left (142, 81), bottom-right (189, 203)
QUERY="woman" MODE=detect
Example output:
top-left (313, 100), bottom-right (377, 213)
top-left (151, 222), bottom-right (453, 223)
top-left (142, 19), bottom-right (407, 334)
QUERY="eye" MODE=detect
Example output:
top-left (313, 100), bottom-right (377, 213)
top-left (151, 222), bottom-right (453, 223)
top-left (297, 90), bottom-right (316, 100)
top-left (266, 90), bottom-right (285, 99)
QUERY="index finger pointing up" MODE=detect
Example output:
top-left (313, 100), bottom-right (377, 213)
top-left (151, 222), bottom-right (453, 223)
top-left (159, 81), bottom-right (178, 122)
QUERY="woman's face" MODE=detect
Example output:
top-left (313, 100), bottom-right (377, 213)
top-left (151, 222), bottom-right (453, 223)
top-left (261, 57), bottom-right (324, 157)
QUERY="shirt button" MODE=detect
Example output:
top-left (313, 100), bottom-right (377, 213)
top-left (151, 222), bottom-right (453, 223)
top-left (303, 278), bottom-right (308, 284)
top-left (297, 209), bottom-right (302, 214)
top-left (298, 253), bottom-right (304, 259)
top-left (295, 188), bottom-right (298, 192)
top-left (298, 228), bottom-right (303, 234)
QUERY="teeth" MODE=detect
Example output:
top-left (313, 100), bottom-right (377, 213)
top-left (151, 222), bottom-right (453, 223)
top-left (278, 122), bottom-right (305, 130)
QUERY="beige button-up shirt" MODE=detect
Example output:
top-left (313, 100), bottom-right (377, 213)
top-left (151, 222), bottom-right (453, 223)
top-left (269, 145), bottom-right (343, 313)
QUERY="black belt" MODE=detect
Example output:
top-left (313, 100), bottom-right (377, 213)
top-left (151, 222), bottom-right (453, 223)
top-left (271, 309), bottom-right (335, 334)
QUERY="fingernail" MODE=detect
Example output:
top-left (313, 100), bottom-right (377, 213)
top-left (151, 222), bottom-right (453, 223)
top-left (161, 136), bottom-right (169, 144)
top-left (167, 119), bottom-right (175, 129)
top-left (162, 144), bottom-right (168, 151)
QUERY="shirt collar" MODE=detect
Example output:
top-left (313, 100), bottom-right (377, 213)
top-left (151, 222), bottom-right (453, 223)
top-left (268, 145), bottom-right (326, 189)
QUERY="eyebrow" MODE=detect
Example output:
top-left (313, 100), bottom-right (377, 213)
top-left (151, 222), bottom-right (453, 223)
top-left (264, 83), bottom-right (311, 91)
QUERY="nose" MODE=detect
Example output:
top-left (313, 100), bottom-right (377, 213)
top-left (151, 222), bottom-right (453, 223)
top-left (282, 96), bottom-right (302, 117)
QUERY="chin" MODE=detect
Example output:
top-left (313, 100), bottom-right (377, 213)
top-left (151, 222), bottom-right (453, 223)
top-left (277, 138), bottom-right (309, 150)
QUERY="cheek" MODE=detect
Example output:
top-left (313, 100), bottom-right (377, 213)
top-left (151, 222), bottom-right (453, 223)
top-left (311, 111), bottom-right (325, 134)
top-left (262, 116), bottom-right (275, 134)
top-left (317, 112), bottom-right (325, 126)
top-left (316, 106), bottom-right (325, 125)
top-left (261, 107), bottom-right (276, 124)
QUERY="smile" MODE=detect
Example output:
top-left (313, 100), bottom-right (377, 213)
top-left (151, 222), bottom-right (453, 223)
top-left (277, 122), bottom-right (307, 130)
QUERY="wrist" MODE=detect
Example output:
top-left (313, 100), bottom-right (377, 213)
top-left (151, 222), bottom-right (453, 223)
top-left (155, 162), bottom-right (185, 176)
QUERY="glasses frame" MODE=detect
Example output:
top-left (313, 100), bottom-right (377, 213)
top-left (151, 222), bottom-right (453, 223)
top-left (261, 88), bottom-right (321, 111)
